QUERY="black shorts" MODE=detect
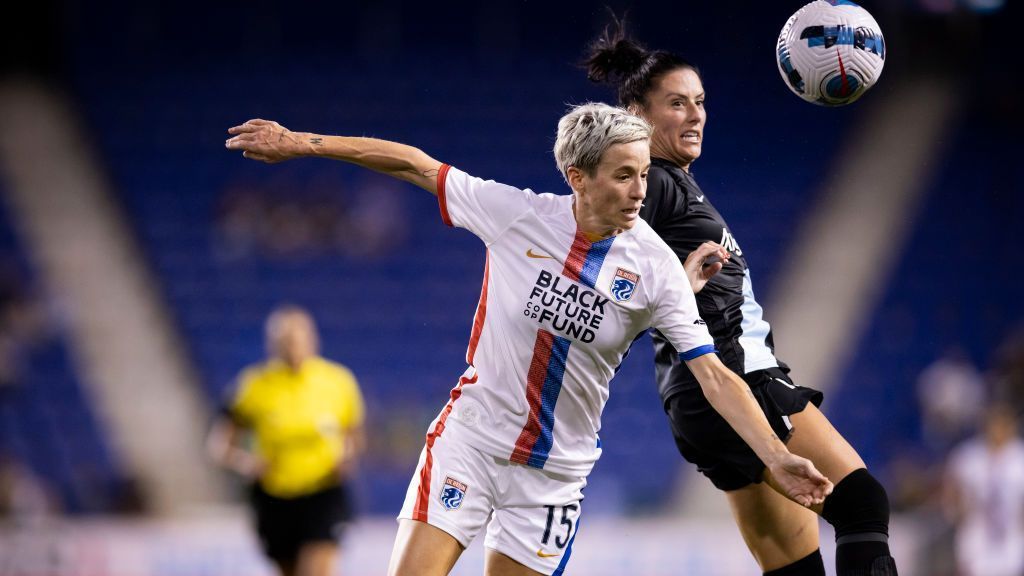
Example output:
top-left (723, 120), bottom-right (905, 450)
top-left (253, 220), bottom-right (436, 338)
top-left (665, 367), bottom-right (823, 492)
top-left (249, 481), bottom-right (355, 564)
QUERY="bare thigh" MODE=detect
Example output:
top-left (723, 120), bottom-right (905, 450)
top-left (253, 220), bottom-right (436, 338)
top-left (772, 403), bottom-right (866, 514)
top-left (295, 542), bottom-right (338, 576)
top-left (274, 559), bottom-right (296, 576)
top-left (483, 548), bottom-right (545, 576)
top-left (726, 481), bottom-right (821, 571)
top-left (388, 519), bottom-right (465, 576)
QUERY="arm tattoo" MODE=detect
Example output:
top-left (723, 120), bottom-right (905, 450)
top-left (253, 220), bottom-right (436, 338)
top-left (309, 137), bottom-right (323, 146)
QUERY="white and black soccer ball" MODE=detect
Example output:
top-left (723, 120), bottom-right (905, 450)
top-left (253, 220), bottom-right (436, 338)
top-left (776, 0), bottom-right (886, 106)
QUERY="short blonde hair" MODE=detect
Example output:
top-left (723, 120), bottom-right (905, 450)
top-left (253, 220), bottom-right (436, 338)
top-left (553, 102), bottom-right (652, 181)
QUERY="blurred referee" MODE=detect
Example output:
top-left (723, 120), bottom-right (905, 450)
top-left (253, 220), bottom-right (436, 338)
top-left (207, 305), bottom-right (366, 576)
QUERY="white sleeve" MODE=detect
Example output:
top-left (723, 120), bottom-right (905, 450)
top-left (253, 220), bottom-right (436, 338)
top-left (437, 164), bottom-right (533, 244)
top-left (648, 254), bottom-right (716, 361)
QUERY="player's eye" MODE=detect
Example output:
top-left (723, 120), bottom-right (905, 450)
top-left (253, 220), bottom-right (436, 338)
top-left (641, 172), bottom-right (648, 180)
top-left (696, 100), bottom-right (705, 107)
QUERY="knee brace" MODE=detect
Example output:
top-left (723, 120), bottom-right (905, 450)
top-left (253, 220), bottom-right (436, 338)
top-left (820, 468), bottom-right (890, 540)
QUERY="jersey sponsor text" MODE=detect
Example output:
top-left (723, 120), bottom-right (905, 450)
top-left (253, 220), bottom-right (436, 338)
top-left (525, 270), bottom-right (607, 343)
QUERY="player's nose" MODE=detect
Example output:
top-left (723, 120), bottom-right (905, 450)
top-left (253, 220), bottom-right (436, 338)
top-left (631, 179), bottom-right (646, 200)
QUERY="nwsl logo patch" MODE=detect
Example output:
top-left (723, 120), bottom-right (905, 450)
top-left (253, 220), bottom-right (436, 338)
top-left (610, 268), bottom-right (639, 302)
top-left (440, 476), bottom-right (468, 511)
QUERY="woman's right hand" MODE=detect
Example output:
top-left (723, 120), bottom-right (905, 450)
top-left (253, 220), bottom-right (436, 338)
top-left (230, 451), bottom-right (267, 480)
top-left (226, 119), bottom-right (314, 163)
top-left (683, 241), bottom-right (729, 293)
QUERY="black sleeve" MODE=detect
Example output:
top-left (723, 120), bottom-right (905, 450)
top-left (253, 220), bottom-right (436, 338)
top-left (640, 166), bottom-right (686, 233)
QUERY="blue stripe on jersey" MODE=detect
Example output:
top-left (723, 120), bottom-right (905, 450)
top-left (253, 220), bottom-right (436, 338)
top-left (552, 509), bottom-right (581, 576)
top-left (528, 335), bottom-right (571, 468)
top-left (578, 236), bottom-right (615, 288)
top-left (679, 344), bottom-right (717, 361)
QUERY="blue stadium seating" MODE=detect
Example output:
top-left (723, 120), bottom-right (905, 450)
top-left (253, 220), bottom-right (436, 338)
top-left (0, 191), bottom-right (129, 513)
top-left (829, 99), bottom-right (1024, 480)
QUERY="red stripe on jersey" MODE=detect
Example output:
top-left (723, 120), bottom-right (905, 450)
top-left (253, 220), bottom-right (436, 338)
top-left (437, 163), bottom-right (453, 227)
top-left (509, 330), bottom-right (555, 465)
top-left (413, 371), bottom-right (477, 522)
top-left (561, 229), bottom-right (591, 282)
top-left (466, 252), bottom-right (489, 366)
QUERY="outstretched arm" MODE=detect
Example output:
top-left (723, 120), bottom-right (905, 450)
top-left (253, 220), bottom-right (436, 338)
top-left (225, 119), bottom-right (444, 195)
top-left (686, 353), bottom-right (834, 506)
top-left (205, 416), bottom-right (265, 480)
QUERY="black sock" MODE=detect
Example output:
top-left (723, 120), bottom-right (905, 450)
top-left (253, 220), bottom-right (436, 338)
top-left (764, 549), bottom-right (825, 576)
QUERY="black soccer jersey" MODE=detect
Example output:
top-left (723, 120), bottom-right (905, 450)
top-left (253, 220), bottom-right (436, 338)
top-left (640, 157), bottom-right (787, 405)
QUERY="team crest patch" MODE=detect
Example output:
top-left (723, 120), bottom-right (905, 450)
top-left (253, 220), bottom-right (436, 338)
top-left (440, 476), bottom-right (468, 511)
top-left (610, 268), bottom-right (640, 302)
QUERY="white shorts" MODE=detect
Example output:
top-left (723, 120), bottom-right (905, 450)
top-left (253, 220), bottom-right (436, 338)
top-left (398, 427), bottom-right (586, 575)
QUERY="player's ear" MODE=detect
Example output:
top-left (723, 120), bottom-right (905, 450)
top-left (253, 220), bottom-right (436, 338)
top-left (566, 166), bottom-right (586, 195)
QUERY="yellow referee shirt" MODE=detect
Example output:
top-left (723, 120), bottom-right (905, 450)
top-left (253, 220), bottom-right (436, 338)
top-left (229, 357), bottom-right (365, 498)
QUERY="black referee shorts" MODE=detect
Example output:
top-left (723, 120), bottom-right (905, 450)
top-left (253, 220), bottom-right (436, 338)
top-left (666, 367), bottom-right (823, 492)
top-left (249, 481), bottom-right (355, 564)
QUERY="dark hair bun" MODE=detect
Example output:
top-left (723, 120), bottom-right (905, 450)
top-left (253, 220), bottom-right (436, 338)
top-left (585, 19), bottom-right (649, 84)
top-left (589, 36), bottom-right (643, 83)
top-left (584, 13), bottom-right (698, 108)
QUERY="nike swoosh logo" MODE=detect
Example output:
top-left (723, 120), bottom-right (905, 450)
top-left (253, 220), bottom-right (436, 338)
top-left (695, 194), bottom-right (705, 203)
top-left (526, 249), bottom-right (555, 259)
top-left (536, 549), bottom-right (561, 558)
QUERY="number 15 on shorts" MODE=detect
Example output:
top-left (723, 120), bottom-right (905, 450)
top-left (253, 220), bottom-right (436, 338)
top-left (538, 503), bottom-right (579, 557)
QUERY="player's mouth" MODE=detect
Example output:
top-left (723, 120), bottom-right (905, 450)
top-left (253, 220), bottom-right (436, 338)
top-left (621, 207), bottom-right (641, 220)
top-left (681, 130), bottom-right (701, 143)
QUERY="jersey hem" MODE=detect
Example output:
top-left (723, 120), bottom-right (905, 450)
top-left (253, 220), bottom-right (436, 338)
top-left (743, 356), bottom-right (781, 373)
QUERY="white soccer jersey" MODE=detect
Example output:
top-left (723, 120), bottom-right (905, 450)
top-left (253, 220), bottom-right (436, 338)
top-left (428, 165), bottom-right (715, 478)
top-left (948, 438), bottom-right (1024, 576)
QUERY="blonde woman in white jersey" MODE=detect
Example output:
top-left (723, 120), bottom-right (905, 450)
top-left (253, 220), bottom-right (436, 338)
top-left (225, 103), bottom-right (832, 576)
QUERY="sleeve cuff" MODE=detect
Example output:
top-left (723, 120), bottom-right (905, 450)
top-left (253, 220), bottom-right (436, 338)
top-left (679, 344), bottom-right (717, 362)
top-left (437, 163), bottom-right (453, 227)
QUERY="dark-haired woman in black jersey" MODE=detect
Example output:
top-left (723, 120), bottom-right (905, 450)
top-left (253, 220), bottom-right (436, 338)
top-left (585, 21), bottom-right (899, 576)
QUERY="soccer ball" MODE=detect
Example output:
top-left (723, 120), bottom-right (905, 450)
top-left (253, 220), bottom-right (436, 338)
top-left (776, 0), bottom-right (886, 106)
